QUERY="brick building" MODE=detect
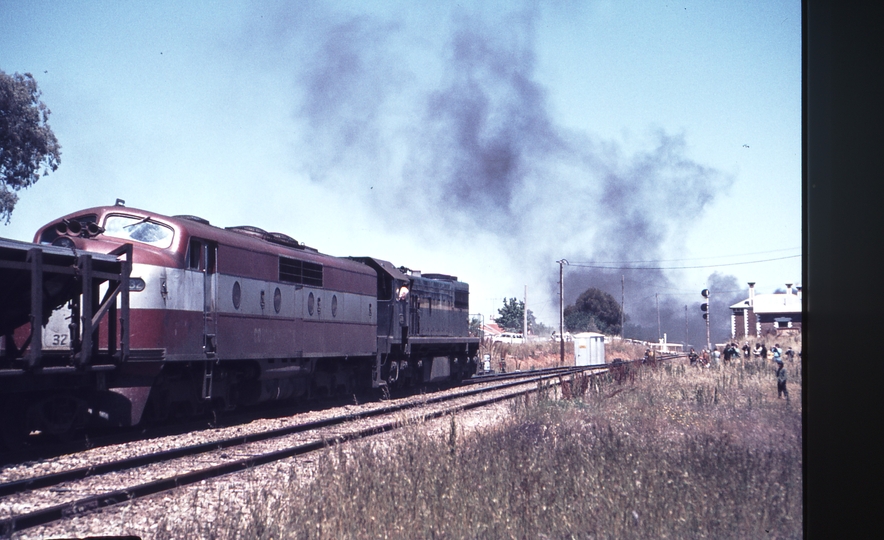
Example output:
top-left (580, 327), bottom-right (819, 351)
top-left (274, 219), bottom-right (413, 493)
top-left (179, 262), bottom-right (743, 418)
top-left (730, 282), bottom-right (802, 340)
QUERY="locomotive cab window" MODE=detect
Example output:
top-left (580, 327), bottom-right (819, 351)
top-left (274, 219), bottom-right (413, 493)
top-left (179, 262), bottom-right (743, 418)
top-left (188, 238), bottom-right (217, 272)
top-left (454, 289), bottom-right (469, 310)
top-left (103, 215), bottom-right (174, 248)
top-left (188, 239), bottom-right (202, 270)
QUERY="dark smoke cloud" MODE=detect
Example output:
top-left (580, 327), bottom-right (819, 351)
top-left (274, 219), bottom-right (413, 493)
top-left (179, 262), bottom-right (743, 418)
top-left (559, 131), bottom-right (732, 345)
top-left (258, 2), bottom-right (734, 338)
top-left (415, 10), bottom-right (567, 224)
top-left (594, 132), bottom-right (723, 259)
top-left (294, 16), bottom-right (406, 177)
top-left (560, 270), bottom-right (745, 348)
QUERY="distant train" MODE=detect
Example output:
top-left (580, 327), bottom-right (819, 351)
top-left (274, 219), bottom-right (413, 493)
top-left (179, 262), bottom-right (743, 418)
top-left (0, 203), bottom-right (479, 446)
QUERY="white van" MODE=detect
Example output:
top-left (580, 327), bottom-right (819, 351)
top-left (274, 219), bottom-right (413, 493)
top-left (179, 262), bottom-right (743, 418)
top-left (493, 332), bottom-right (524, 344)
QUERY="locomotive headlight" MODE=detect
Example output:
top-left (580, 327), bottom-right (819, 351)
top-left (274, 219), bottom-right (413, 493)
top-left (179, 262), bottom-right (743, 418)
top-left (51, 236), bottom-right (76, 249)
top-left (129, 278), bottom-right (146, 292)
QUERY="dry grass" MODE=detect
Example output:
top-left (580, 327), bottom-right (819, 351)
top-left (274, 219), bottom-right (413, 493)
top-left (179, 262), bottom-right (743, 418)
top-left (155, 351), bottom-right (802, 539)
top-left (486, 337), bottom-right (648, 372)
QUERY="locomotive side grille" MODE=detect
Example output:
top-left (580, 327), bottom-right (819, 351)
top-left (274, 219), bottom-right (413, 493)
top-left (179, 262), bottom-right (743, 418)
top-left (279, 257), bottom-right (324, 287)
top-left (301, 261), bottom-right (323, 286)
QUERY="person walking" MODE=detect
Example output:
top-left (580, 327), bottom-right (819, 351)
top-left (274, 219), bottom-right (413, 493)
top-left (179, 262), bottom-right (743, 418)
top-left (760, 343), bottom-right (768, 361)
top-left (775, 357), bottom-right (789, 400)
top-left (743, 342), bottom-right (751, 359)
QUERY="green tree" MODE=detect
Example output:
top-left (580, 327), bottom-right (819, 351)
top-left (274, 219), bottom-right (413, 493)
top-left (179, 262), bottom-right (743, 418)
top-left (495, 297), bottom-right (536, 333)
top-left (564, 287), bottom-right (624, 335)
top-left (469, 316), bottom-right (483, 338)
top-left (0, 70), bottom-right (61, 223)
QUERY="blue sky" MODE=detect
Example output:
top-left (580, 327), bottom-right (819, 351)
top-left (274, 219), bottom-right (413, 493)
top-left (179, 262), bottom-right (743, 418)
top-left (1, 0), bottom-right (801, 343)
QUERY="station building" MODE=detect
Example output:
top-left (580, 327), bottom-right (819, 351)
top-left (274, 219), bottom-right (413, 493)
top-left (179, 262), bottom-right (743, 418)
top-left (729, 282), bottom-right (802, 340)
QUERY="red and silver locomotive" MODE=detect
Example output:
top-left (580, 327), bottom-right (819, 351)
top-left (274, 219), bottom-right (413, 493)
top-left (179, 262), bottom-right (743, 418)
top-left (0, 203), bottom-right (478, 442)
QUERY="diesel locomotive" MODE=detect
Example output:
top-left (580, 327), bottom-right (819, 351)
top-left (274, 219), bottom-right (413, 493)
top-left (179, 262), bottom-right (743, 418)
top-left (0, 203), bottom-right (479, 445)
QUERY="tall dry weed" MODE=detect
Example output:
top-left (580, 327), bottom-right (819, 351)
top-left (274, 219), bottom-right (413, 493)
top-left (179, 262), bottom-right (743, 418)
top-left (155, 353), bottom-right (801, 539)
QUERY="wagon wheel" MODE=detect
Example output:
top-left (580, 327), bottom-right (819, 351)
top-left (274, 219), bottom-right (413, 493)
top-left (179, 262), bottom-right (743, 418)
top-left (40, 396), bottom-right (83, 441)
top-left (0, 400), bottom-right (29, 451)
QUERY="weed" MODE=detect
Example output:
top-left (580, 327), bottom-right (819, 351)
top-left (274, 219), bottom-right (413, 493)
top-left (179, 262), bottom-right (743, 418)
top-left (155, 354), bottom-right (801, 539)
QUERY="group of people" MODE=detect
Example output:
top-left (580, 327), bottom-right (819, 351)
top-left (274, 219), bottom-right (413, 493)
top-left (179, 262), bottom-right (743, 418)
top-left (730, 341), bottom-right (798, 363)
top-left (687, 348), bottom-right (711, 367)
top-left (687, 341), bottom-right (796, 401)
top-left (687, 343), bottom-right (743, 368)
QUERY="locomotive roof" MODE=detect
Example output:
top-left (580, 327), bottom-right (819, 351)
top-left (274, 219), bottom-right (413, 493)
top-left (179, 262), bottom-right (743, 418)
top-left (348, 257), bottom-right (468, 287)
top-left (40, 205), bottom-right (374, 274)
top-left (349, 257), bottom-right (410, 281)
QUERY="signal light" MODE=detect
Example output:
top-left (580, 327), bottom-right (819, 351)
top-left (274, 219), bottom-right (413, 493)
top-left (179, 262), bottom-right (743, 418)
top-left (701, 288), bottom-right (710, 298)
top-left (702, 313), bottom-right (708, 320)
top-left (700, 303), bottom-right (708, 312)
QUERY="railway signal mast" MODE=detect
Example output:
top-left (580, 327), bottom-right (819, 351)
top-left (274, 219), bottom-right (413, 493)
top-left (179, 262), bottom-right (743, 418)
top-left (700, 288), bottom-right (711, 352)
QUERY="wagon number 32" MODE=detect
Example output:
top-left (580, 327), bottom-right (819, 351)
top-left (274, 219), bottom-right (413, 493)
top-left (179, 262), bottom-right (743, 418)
top-left (51, 334), bottom-right (68, 346)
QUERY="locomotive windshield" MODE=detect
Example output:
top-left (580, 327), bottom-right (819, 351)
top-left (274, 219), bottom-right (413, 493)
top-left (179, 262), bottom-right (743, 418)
top-left (103, 214), bottom-right (174, 248)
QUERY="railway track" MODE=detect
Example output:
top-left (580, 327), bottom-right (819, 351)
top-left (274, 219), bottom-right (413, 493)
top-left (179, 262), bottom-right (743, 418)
top-left (0, 364), bottom-right (606, 537)
top-left (0, 365), bottom-right (585, 495)
top-left (0, 365), bottom-right (583, 467)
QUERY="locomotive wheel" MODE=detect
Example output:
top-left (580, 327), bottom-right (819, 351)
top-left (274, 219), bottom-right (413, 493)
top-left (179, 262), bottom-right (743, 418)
top-left (0, 409), bottom-right (29, 451)
top-left (39, 396), bottom-right (85, 440)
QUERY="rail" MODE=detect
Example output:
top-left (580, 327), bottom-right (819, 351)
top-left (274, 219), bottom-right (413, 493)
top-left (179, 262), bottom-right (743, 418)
top-left (0, 355), bottom-right (684, 536)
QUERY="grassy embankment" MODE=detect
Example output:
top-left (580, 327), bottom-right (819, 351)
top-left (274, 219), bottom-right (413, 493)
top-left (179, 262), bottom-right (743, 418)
top-left (157, 336), bottom-right (802, 539)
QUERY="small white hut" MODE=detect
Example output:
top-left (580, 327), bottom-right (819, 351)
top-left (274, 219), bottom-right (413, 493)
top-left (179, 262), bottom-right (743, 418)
top-left (573, 332), bottom-right (606, 366)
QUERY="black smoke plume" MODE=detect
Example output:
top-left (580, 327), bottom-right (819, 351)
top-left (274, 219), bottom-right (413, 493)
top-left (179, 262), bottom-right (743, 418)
top-left (259, 3), bottom-right (733, 341)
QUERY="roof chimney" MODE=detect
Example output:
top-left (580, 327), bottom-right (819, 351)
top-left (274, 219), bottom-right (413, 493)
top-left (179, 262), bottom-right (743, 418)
top-left (748, 282), bottom-right (756, 307)
top-left (786, 283), bottom-right (793, 296)
top-left (796, 285), bottom-right (802, 300)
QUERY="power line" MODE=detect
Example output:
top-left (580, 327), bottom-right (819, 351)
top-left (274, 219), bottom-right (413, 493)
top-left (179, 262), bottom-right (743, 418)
top-left (568, 247), bottom-right (800, 266)
top-left (565, 254), bottom-right (800, 271)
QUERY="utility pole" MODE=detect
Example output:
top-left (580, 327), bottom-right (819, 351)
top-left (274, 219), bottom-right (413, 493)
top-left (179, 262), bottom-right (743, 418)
top-left (621, 275), bottom-right (625, 339)
top-left (557, 259), bottom-right (568, 366)
top-left (656, 293), bottom-right (661, 341)
top-left (684, 305), bottom-right (688, 349)
top-left (523, 285), bottom-right (528, 339)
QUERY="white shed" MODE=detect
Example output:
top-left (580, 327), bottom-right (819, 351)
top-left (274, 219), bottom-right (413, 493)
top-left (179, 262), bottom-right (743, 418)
top-left (573, 332), bottom-right (606, 366)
